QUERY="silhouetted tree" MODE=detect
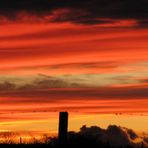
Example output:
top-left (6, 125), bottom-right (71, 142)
top-left (1, 132), bottom-right (17, 144)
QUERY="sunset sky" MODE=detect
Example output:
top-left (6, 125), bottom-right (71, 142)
top-left (0, 0), bottom-right (148, 136)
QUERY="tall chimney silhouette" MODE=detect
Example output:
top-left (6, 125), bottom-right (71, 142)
top-left (58, 112), bottom-right (68, 146)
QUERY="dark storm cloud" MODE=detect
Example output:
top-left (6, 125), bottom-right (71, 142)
top-left (0, 0), bottom-right (148, 25)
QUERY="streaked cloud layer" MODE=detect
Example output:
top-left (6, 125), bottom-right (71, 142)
top-left (0, 0), bottom-right (148, 133)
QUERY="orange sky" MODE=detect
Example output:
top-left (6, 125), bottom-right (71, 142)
top-left (0, 20), bottom-right (148, 135)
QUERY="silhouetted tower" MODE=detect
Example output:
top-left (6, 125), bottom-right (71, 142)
top-left (58, 112), bottom-right (68, 146)
top-left (141, 142), bottom-right (144, 148)
top-left (20, 137), bottom-right (22, 144)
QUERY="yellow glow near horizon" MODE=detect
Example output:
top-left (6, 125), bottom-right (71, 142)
top-left (0, 114), bottom-right (148, 134)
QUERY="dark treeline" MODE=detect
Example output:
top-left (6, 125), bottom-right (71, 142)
top-left (0, 133), bottom-right (145, 148)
